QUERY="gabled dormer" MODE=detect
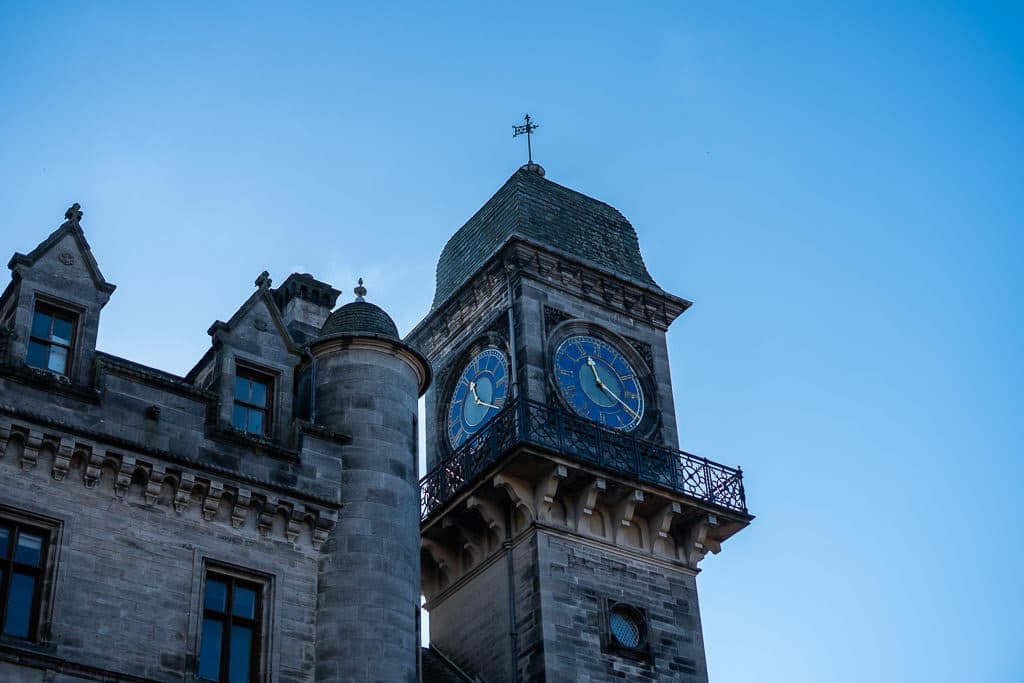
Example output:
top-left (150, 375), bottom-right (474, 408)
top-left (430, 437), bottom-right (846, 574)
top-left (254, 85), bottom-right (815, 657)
top-left (186, 271), bottom-right (304, 445)
top-left (0, 203), bottom-right (116, 387)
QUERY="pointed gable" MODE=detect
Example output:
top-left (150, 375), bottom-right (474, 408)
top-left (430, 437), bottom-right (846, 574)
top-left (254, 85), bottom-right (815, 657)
top-left (8, 203), bottom-right (116, 298)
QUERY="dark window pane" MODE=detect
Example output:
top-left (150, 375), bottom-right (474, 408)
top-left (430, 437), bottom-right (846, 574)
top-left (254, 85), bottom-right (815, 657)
top-left (233, 586), bottom-right (256, 619)
top-left (14, 532), bottom-right (43, 566)
top-left (2, 572), bottom-right (36, 638)
top-left (234, 376), bottom-right (250, 402)
top-left (204, 579), bottom-right (227, 612)
top-left (229, 624), bottom-right (253, 683)
top-left (246, 410), bottom-right (264, 435)
top-left (249, 379), bottom-right (267, 407)
top-left (232, 404), bottom-right (248, 431)
top-left (30, 311), bottom-right (51, 339)
top-left (51, 316), bottom-right (73, 345)
top-left (26, 340), bottom-right (49, 370)
top-left (198, 617), bottom-right (223, 680)
top-left (47, 345), bottom-right (68, 374)
top-left (0, 526), bottom-right (9, 558)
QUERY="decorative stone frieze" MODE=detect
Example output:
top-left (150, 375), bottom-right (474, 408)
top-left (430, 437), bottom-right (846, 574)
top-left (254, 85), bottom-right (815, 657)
top-left (0, 415), bottom-right (337, 548)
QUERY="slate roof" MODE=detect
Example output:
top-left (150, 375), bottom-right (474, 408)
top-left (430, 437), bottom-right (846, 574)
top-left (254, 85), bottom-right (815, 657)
top-left (320, 300), bottom-right (400, 339)
top-left (432, 166), bottom-right (659, 308)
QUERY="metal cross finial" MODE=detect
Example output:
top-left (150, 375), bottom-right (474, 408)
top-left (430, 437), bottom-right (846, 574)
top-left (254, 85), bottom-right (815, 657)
top-left (354, 277), bottom-right (367, 302)
top-left (513, 114), bottom-right (539, 164)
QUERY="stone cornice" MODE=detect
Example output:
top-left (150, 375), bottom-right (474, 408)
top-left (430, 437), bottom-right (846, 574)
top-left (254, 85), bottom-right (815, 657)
top-left (0, 402), bottom-right (340, 511)
top-left (0, 413), bottom-right (339, 550)
top-left (96, 352), bottom-right (216, 401)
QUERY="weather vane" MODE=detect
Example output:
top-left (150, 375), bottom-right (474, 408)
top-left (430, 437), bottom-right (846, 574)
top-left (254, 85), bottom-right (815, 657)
top-left (512, 114), bottom-right (539, 164)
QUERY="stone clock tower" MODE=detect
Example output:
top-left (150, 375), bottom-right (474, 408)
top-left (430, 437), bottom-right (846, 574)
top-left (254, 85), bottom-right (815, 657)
top-left (408, 163), bottom-right (752, 682)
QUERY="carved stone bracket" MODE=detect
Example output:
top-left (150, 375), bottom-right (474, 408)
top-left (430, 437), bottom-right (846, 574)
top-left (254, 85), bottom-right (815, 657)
top-left (573, 477), bottom-right (606, 532)
top-left (83, 447), bottom-right (105, 489)
top-left (685, 513), bottom-right (720, 568)
top-left (145, 465), bottom-right (166, 505)
top-left (466, 495), bottom-right (506, 539)
top-left (115, 455), bottom-right (136, 498)
top-left (174, 472), bottom-right (196, 513)
top-left (20, 429), bottom-right (43, 471)
top-left (232, 489), bottom-right (253, 529)
top-left (202, 481), bottom-right (224, 521)
top-left (0, 416), bottom-right (338, 549)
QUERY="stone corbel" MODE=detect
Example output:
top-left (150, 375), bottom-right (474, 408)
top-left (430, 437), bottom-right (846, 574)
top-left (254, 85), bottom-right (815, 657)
top-left (573, 477), bottom-right (607, 532)
top-left (611, 489), bottom-right (644, 543)
top-left (685, 514), bottom-right (719, 567)
top-left (466, 495), bottom-right (506, 540)
top-left (51, 437), bottom-right (76, 481)
top-left (493, 473), bottom-right (537, 525)
top-left (649, 502), bottom-right (682, 556)
top-left (82, 447), bottom-right (106, 488)
top-left (421, 538), bottom-right (459, 575)
top-left (442, 517), bottom-right (482, 568)
top-left (114, 455), bottom-right (137, 498)
top-left (144, 464), bottom-right (166, 505)
top-left (174, 472), bottom-right (196, 514)
top-left (285, 504), bottom-right (304, 543)
top-left (534, 465), bottom-right (567, 524)
top-left (0, 422), bottom-right (11, 457)
top-left (311, 509), bottom-right (337, 550)
top-left (20, 429), bottom-right (44, 471)
top-left (231, 488), bottom-right (252, 529)
top-left (256, 498), bottom-right (275, 536)
top-left (202, 481), bottom-right (224, 521)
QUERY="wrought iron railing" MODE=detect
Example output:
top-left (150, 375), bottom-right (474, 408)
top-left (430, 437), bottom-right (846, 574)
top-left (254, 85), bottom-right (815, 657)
top-left (420, 398), bottom-right (747, 521)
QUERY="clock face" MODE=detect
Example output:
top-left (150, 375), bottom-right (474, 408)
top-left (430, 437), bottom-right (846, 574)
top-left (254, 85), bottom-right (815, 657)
top-left (553, 335), bottom-right (644, 431)
top-left (447, 347), bottom-right (509, 449)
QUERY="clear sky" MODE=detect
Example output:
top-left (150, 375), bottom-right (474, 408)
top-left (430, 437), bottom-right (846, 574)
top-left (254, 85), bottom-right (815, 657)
top-left (1, 2), bottom-right (1021, 681)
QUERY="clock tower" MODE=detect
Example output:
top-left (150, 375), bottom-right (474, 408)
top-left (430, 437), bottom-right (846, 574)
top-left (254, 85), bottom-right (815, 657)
top-left (408, 164), bottom-right (752, 682)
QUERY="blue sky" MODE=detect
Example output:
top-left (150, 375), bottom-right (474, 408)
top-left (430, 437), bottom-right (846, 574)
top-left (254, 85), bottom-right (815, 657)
top-left (1, 2), bottom-right (1021, 681)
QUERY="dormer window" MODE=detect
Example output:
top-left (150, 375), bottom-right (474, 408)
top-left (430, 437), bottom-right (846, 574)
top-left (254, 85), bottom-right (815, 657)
top-left (232, 366), bottom-right (273, 436)
top-left (26, 303), bottom-right (76, 375)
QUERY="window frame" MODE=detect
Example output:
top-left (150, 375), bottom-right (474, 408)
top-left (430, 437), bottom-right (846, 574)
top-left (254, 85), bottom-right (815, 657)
top-left (0, 507), bottom-right (61, 645)
top-left (26, 301), bottom-right (78, 376)
top-left (600, 599), bottom-right (651, 660)
top-left (196, 563), bottom-right (271, 683)
top-left (231, 363), bottom-right (275, 438)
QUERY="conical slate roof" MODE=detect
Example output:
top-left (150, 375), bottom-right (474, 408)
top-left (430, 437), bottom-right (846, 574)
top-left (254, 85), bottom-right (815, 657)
top-left (432, 166), bottom-right (659, 308)
top-left (320, 301), bottom-right (399, 339)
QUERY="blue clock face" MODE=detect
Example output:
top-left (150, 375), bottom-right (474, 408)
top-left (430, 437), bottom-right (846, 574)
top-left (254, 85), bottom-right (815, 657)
top-left (553, 335), bottom-right (644, 431)
top-left (447, 347), bottom-right (509, 448)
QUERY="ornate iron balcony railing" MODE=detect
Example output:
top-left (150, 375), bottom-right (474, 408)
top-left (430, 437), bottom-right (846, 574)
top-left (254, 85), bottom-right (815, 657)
top-left (420, 398), bottom-right (747, 521)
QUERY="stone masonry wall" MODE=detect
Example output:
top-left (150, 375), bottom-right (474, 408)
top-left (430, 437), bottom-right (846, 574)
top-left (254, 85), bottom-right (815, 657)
top-left (0, 441), bottom-right (321, 682)
top-left (534, 529), bottom-right (708, 683)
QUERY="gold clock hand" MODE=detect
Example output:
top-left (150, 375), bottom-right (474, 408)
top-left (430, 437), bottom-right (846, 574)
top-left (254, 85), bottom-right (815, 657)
top-left (469, 381), bottom-right (501, 410)
top-left (588, 357), bottom-right (639, 420)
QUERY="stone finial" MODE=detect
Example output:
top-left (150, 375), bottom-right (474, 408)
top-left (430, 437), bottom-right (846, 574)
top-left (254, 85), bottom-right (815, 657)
top-left (255, 270), bottom-right (272, 290)
top-left (354, 277), bottom-right (367, 302)
top-left (64, 203), bottom-right (83, 224)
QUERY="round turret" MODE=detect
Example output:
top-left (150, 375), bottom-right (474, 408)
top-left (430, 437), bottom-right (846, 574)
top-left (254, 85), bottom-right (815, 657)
top-left (308, 280), bottom-right (429, 682)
